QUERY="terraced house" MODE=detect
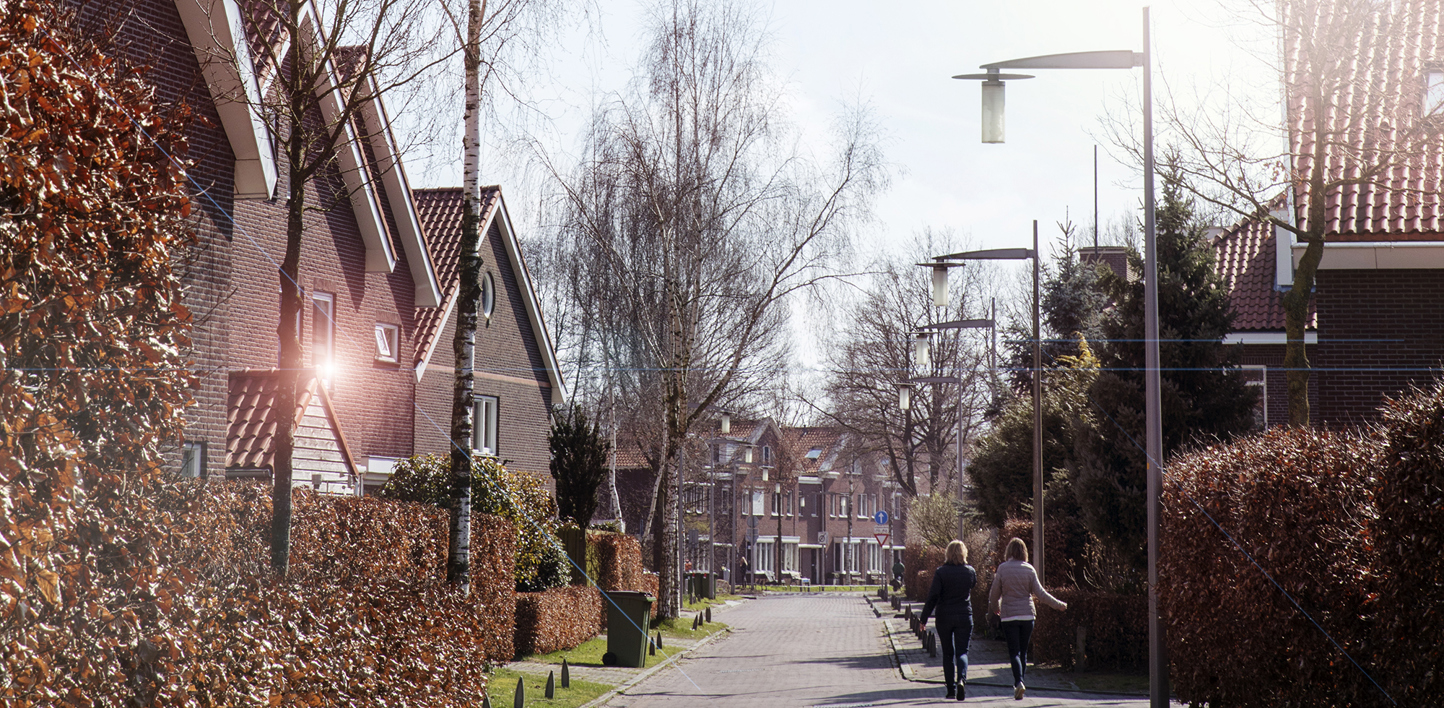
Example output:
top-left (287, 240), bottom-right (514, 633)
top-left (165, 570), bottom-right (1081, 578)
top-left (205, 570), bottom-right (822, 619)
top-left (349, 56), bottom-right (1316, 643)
top-left (81, 0), bottom-right (562, 489)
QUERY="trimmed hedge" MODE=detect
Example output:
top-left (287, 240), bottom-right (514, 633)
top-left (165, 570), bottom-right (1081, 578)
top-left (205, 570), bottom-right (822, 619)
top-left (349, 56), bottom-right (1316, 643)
top-left (1030, 589), bottom-right (1146, 671)
top-left (903, 544), bottom-right (945, 602)
top-left (1163, 426), bottom-right (1384, 707)
top-left (514, 585), bottom-right (603, 657)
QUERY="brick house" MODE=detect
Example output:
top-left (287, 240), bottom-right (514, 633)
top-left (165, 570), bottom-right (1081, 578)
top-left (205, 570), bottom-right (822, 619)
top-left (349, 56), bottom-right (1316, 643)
top-left (408, 187), bottom-right (567, 489)
top-left (1214, 0), bottom-right (1444, 428)
top-left (87, 0), bottom-right (560, 489)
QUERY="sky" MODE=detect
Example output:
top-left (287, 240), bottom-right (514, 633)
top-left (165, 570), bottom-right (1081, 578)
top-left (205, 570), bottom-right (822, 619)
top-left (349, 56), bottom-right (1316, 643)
top-left (404, 0), bottom-right (1280, 386)
top-left (410, 0), bottom-right (1278, 257)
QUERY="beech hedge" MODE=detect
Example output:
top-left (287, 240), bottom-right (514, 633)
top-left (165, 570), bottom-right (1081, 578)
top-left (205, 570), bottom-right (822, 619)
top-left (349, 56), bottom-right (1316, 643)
top-left (514, 586), bottom-right (603, 657)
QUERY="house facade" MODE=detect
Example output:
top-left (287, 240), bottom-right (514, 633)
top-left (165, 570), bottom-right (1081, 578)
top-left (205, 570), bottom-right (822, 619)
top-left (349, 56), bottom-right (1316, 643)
top-left (86, 0), bottom-right (559, 489)
top-left (1215, 0), bottom-right (1444, 428)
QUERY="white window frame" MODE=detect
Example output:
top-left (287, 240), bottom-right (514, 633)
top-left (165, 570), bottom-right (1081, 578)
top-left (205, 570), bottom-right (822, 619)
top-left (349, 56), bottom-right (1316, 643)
top-left (751, 489), bottom-right (765, 517)
top-left (181, 441), bottom-right (205, 478)
top-left (763, 445), bottom-right (772, 465)
top-left (374, 322), bottom-right (399, 364)
top-left (474, 395), bottom-right (499, 456)
top-left (1243, 364), bottom-right (1267, 429)
top-left (480, 271), bottom-right (496, 319)
top-left (1426, 70), bottom-right (1444, 116)
top-left (755, 540), bottom-right (775, 574)
top-left (311, 292), bottom-right (335, 367)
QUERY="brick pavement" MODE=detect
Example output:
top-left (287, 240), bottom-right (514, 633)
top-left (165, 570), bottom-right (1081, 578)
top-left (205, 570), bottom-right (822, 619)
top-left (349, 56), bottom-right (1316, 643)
top-left (600, 594), bottom-right (1159, 706)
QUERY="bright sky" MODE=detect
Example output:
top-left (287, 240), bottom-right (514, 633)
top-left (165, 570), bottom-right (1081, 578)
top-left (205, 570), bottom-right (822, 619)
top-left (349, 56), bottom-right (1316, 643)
top-left (406, 0), bottom-right (1279, 386)
top-left (412, 0), bottom-right (1278, 258)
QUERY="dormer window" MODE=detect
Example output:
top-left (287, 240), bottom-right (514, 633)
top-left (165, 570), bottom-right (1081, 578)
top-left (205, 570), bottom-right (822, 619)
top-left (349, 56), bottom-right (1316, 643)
top-left (1425, 70), bottom-right (1444, 116)
top-left (806, 447), bottom-right (823, 460)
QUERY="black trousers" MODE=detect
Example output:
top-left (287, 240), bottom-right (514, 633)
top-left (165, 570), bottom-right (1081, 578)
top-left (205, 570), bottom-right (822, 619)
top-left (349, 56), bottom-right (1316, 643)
top-left (935, 615), bottom-right (972, 688)
top-left (1001, 619), bottom-right (1034, 686)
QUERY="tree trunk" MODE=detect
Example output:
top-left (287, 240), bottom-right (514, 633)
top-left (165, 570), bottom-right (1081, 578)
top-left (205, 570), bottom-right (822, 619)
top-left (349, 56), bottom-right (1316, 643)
top-left (272, 158), bottom-right (307, 577)
top-left (446, 0), bottom-right (488, 593)
top-left (1283, 88), bottom-right (1331, 427)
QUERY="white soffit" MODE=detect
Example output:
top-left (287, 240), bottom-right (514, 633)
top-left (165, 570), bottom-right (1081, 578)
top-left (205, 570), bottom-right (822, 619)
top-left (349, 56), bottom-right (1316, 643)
top-left (1222, 332), bottom-right (1319, 345)
top-left (174, 0), bottom-right (277, 199)
top-left (1294, 241), bottom-right (1444, 269)
top-left (315, 57), bottom-right (395, 274)
top-left (360, 90), bottom-right (441, 306)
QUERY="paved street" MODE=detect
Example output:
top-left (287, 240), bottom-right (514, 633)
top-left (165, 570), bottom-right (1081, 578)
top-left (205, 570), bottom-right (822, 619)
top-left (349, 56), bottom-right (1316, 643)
top-left (602, 594), bottom-right (1155, 707)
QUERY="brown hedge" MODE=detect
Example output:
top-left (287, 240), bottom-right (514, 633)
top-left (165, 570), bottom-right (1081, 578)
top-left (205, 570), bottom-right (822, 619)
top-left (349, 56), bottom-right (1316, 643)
top-left (903, 544), bottom-right (945, 601)
top-left (514, 586), bottom-right (602, 657)
top-left (1030, 589), bottom-right (1146, 671)
top-left (1163, 426), bottom-right (1385, 708)
top-left (589, 532), bottom-right (655, 628)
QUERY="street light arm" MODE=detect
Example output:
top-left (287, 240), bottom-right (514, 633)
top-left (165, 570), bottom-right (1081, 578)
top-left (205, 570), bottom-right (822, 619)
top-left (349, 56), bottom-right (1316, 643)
top-left (920, 318), bottom-right (995, 331)
top-left (980, 49), bottom-right (1142, 71)
top-left (927, 248), bottom-right (1034, 261)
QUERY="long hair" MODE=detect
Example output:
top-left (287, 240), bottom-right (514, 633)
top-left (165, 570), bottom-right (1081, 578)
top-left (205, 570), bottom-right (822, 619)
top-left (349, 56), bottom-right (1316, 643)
top-left (945, 539), bottom-right (968, 565)
top-left (1004, 537), bottom-right (1029, 563)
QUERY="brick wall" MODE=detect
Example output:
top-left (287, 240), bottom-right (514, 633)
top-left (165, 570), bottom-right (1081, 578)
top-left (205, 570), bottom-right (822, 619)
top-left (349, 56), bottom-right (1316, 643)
top-left (414, 218), bottom-right (555, 480)
top-left (1314, 269), bottom-right (1444, 427)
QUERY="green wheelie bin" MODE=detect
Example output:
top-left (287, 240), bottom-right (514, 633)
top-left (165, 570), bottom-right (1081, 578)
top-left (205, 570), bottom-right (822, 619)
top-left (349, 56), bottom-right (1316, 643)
top-left (601, 591), bottom-right (655, 668)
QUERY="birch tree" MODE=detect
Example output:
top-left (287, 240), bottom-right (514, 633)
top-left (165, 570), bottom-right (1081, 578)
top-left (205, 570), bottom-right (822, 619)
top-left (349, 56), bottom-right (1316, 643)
top-left (549, 0), bottom-right (883, 617)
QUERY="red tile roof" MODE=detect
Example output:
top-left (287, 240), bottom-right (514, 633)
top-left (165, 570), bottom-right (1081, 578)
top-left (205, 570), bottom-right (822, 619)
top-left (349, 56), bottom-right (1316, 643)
top-left (412, 187), bottom-right (503, 367)
top-left (1213, 212), bottom-right (1317, 331)
top-left (1287, 0), bottom-right (1444, 237)
top-left (226, 370), bottom-right (318, 470)
top-left (784, 426), bottom-right (845, 475)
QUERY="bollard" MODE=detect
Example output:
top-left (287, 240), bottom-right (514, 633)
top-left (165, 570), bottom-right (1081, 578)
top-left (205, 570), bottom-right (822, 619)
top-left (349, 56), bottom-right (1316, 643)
top-left (562, 659), bottom-right (571, 688)
top-left (514, 677), bottom-right (525, 708)
top-left (1075, 626), bottom-right (1088, 671)
top-left (706, 607), bottom-right (712, 624)
top-left (482, 693), bottom-right (491, 708)
top-left (546, 670), bottom-right (555, 699)
top-left (656, 631), bottom-right (663, 650)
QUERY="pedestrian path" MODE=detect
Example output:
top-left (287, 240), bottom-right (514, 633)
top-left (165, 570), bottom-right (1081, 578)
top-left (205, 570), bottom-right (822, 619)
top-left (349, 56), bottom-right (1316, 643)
top-left (600, 593), bottom-right (1157, 706)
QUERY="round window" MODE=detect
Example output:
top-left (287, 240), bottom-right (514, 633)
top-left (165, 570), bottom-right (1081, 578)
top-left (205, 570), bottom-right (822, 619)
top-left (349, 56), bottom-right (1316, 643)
top-left (481, 271), bottom-right (496, 319)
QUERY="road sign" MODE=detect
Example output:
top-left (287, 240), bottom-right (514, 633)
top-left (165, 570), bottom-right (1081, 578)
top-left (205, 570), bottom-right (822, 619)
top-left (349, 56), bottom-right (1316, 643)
top-left (817, 531), bottom-right (830, 546)
top-left (873, 510), bottom-right (889, 526)
top-left (747, 515), bottom-right (758, 529)
top-left (746, 528), bottom-right (760, 543)
top-left (874, 533), bottom-right (890, 548)
top-left (687, 528), bottom-right (699, 546)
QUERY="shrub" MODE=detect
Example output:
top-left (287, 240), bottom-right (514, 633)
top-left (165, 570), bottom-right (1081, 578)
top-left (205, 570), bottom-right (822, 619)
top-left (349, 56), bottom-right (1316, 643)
top-left (903, 544), bottom-right (945, 601)
top-left (1030, 589), bottom-right (1147, 671)
top-left (381, 454), bottom-right (567, 592)
top-left (549, 405), bottom-right (611, 527)
top-left (1163, 427), bottom-right (1383, 708)
top-left (513, 586), bottom-right (603, 657)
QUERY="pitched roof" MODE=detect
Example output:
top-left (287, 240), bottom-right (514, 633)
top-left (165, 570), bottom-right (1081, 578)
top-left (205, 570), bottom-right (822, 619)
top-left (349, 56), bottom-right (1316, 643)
top-left (412, 187), bottom-right (502, 368)
top-left (226, 370), bottom-right (318, 470)
top-left (1213, 212), bottom-right (1317, 331)
top-left (1287, 0), bottom-right (1444, 237)
top-left (410, 187), bottom-right (566, 400)
top-left (784, 426), bottom-right (846, 475)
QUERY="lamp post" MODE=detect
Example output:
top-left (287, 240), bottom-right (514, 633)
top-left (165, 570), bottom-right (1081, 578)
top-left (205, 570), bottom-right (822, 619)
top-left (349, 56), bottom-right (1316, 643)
top-left (955, 9), bottom-right (1165, 705)
top-left (920, 239), bottom-right (1040, 582)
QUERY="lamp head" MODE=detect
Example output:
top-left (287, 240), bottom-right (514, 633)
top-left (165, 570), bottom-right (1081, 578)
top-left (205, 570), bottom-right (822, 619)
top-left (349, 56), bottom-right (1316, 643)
top-left (914, 331), bottom-right (931, 370)
top-left (719, 410), bottom-right (731, 435)
top-left (952, 69), bottom-right (1033, 144)
top-left (897, 382), bottom-right (914, 411)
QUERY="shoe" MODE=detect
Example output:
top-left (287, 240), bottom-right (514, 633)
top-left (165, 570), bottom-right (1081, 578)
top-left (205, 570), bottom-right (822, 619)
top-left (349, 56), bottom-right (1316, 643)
top-left (957, 682), bottom-right (966, 700)
top-left (1014, 682), bottom-right (1025, 700)
top-left (945, 685), bottom-right (955, 699)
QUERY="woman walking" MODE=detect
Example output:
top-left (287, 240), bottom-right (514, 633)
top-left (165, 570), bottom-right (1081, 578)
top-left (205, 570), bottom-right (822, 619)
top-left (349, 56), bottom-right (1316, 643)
top-left (988, 537), bottom-right (1066, 700)
top-left (919, 540), bottom-right (976, 700)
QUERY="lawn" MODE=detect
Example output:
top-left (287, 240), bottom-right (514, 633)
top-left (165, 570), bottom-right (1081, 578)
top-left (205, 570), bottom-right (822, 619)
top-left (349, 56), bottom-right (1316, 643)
top-left (484, 666), bottom-right (613, 708)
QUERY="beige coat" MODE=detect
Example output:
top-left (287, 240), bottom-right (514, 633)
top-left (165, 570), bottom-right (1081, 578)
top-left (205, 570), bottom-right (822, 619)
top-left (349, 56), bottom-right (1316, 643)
top-left (988, 560), bottom-right (1066, 620)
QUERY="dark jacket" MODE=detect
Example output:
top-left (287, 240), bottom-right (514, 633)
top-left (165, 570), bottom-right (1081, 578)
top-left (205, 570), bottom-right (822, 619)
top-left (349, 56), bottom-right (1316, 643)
top-left (920, 563), bottom-right (977, 624)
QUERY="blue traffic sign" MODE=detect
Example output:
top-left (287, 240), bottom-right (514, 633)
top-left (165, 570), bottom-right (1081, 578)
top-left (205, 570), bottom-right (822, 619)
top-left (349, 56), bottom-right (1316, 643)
top-left (873, 510), bottom-right (889, 525)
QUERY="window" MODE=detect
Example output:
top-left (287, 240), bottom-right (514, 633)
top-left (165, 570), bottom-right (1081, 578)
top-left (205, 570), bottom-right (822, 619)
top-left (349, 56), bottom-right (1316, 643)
top-left (181, 441), bottom-right (205, 478)
top-left (712, 444), bottom-right (722, 465)
top-left (684, 484), bottom-right (707, 514)
top-left (473, 395), bottom-right (498, 455)
top-left (1243, 365), bottom-right (1267, 429)
top-left (806, 447), bottom-right (823, 460)
top-left (311, 292), bottom-right (334, 367)
top-left (755, 540), bottom-right (775, 575)
top-left (751, 489), bottom-right (764, 516)
top-left (762, 445), bottom-right (772, 465)
top-left (772, 491), bottom-right (781, 517)
top-left (374, 323), bottom-right (399, 364)
top-left (1427, 70), bottom-right (1444, 116)
top-left (480, 271), bottom-right (496, 319)
top-left (868, 542), bottom-right (881, 573)
top-left (782, 542), bottom-right (798, 573)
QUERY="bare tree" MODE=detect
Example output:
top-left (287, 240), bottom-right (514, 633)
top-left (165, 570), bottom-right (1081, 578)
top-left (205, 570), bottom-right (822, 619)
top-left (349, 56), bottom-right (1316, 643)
top-left (438, 0), bottom-right (565, 593)
top-left (820, 232), bottom-right (996, 500)
top-left (546, 0), bottom-right (883, 617)
top-left (1116, 0), bottom-right (1440, 424)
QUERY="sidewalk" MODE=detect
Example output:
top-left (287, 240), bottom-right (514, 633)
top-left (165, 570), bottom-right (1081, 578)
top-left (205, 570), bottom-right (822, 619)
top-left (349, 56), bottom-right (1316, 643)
top-left (874, 594), bottom-right (1147, 696)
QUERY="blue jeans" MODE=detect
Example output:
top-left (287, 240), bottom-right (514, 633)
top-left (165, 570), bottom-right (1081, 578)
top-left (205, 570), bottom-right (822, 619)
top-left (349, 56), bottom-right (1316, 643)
top-left (1001, 619), bottom-right (1034, 686)
top-left (936, 616), bottom-right (972, 688)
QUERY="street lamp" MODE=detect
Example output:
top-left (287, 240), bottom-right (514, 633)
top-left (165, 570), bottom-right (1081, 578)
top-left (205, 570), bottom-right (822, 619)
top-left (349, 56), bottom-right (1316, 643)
top-left (955, 9), bottom-right (1165, 705)
top-left (920, 237), bottom-right (1041, 584)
